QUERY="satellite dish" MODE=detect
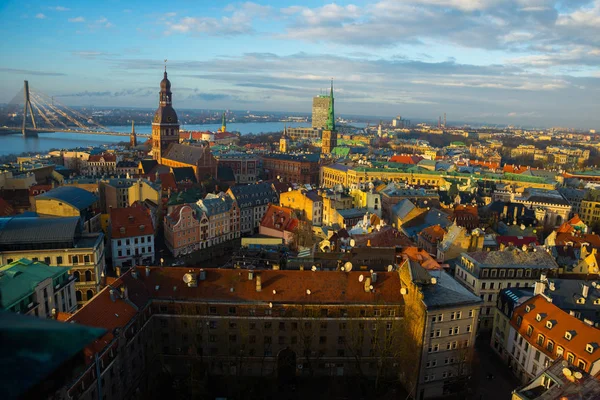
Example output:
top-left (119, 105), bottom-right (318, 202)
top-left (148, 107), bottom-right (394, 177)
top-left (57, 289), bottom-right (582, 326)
top-left (272, 290), bottom-right (277, 295)
top-left (562, 368), bottom-right (572, 377)
top-left (387, 265), bottom-right (393, 272)
top-left (183, 273), bottom-right (193, 283)
top-left (344, 262), bottom-right (353, 272)
top-left (359, 274), bottom-right (364, 282)
top-left (306, 289), bottom-right (311, 295)
top-left (297, 364), bottom-right (303, 369)
top-left (349, 239), bottom-right (356, 247)
top-left (311, 266), bottom-right (317, 272)
top-left (574, 372), bottom-right (583, 379)
top-left (369, 285), bottom-right (374, 290)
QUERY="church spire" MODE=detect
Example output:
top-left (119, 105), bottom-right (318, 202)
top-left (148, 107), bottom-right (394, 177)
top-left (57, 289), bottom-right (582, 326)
top-left (130, 120), bottom-right (137, 147)
top-left (325, 79), bottom-right (335, 131)
top-left (221, 111), bottom-right (227, 132)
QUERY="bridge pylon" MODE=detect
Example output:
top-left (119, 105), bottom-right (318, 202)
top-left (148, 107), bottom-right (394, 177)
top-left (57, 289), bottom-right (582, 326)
top-left (22, 80), bottom-right (37, 136)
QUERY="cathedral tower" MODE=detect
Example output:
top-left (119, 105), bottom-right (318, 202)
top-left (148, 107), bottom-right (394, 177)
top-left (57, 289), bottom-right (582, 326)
top-left (321, 80), bottom-right (337, 155)
top-left (280, 124), bottom-right (289, 153)
top-left (152, 68), bottom-right (180, 163)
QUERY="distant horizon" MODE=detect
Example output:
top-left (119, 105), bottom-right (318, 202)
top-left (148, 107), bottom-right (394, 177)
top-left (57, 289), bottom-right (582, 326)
top-left (3, 1), bottom-right (600, 129)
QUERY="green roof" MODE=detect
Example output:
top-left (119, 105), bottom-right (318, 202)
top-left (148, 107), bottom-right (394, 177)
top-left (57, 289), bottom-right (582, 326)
top-left (167, 187), bottom-right (204, 206)
top-left (332, 146), bottom-right (351, 157)
top-left (0, 259), bottom-right (71, 310)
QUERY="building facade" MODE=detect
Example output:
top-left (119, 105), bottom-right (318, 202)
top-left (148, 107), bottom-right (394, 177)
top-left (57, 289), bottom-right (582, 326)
top-left (226, 182), bottom-right (278, 235)
top-left (110, 204), bottom-right (155, 269)
top-left (280, 188), bottom-right (323, 227)
top-left (215, 153), bottom-right (259, 184)
top-left (312, 94), bottom-right (331, 129)
top-left (0, 216), bottom-right (105, 306)
top-left (454, 249), bottom-right (559, 330)
top-left (261, 153), bottom-right (320, 185)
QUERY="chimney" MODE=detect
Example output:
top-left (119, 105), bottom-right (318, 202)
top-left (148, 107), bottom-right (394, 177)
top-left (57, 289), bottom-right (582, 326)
top-left (199, 269), bottom-right (206, 281)
top-left (256, 274), bottom-right (262, 292)
top-left (582, 284), bottom-right (589, 298)
top-left (145, 266), bottom-right (150, 277)
top-left (120, 285), bottom-right (128, 299)
top-left (534, 280), bottom-right (546, 296)
top-left (109, 289), bottom-right (116, 302)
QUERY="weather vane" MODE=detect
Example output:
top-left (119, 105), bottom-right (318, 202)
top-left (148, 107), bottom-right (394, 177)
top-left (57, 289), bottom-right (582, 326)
top-left (164, 59), bottom-right (167, 72)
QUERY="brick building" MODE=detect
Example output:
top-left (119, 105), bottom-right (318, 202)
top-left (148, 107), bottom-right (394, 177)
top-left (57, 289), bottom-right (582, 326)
top-left (261, 153), bottom-right (320, 185)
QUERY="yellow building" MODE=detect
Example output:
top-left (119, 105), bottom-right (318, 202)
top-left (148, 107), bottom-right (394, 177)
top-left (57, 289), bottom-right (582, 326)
top-left (35, 186), bottom-right (101, 233)
top-left (279, 189), bottom-right (323, 226)
top-left (322, 191), bottom-right (353, 226)
top-left (579, 189), bottom-right (600, 227)
top-left (128, 179), bottom-right (161, 206)
top-left (349, 186), bottom-right (382, 216)
top-left (320, 164), bottom-right (556, 190)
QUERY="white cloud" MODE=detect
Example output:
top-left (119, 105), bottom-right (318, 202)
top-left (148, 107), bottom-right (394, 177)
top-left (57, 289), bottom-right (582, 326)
top-left (69, 16), bottom-right (85, 22)
top-left (35, 13), bottom-right (47, 19)
top-left (50, 6), bottom-right (70, 11)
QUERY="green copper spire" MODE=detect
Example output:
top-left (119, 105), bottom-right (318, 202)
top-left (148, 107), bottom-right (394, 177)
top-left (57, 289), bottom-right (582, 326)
top-left (325, 79), bottom-right (335, 131)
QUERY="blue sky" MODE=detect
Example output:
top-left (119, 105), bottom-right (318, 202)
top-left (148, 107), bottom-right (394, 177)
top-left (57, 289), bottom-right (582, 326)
top-left (2, 0), bottom-right (600, 128)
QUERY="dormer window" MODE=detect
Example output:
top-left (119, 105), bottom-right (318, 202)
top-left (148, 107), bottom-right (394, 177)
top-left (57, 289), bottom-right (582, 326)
top-left (565, 331), bottom-right (574, 341)
top-left (536, 313), bottom-right (544, 322)
top-left (525, 305), bottom-right (532, 313)
top-left (586, 343), bottom-right (598, 354)
top-left (546, 320), bottom-right (554, 329)
top-left (517, 316), bottom-right (522, 327)
top-left (576, 297), bottom-right (585, 305)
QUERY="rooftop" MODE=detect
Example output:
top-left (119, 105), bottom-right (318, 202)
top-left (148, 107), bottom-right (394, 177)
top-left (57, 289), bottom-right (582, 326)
top-left (0, 216), bottom-right (81, 248)
top-left (110, 204), bottom-right (154, 239)
top-left (36, 186), bottom-right (98, 210)
top-left (0, 258), bottom-right (71, 309)
top-left (465, 248), bottom-right (560, 269)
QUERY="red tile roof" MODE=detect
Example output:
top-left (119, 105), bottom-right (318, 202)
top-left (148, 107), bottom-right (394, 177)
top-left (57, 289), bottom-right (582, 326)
top-left (351, 226), bottom-right (414, 248)
top-left (510, 295), bottom-right (600, 373)
top-left (401, 247), bottom-right (441, 270)
top-left (496, 236), bottom-right (538, 247)
top-left (28, 184), bottom-right (52, 197)
top-left (110, 203), bottom-right (154, 239)
top-left (469, 160), bottom-right (500, 170)
top-left (419, 224), bottom-right (446, 242)
top-left (390, 155), bottom-right (423, 164)
top-left (453, 204), bottom-right (478, 217)
top-left (88, 153), bottom-right (116, 162)
top-left (555, 232), bottom-right (600, 248)
top-left (260, 204), bottom-right (299, 232)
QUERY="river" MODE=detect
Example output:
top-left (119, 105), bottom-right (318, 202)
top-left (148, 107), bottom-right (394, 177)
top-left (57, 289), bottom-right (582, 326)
top-left (0, 121), bottom-right (366, 156)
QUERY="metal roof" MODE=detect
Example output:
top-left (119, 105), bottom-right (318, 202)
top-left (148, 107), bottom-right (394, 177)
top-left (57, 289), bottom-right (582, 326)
top-left (0, 216), bottom-right (81, 247)
top-left (36, 186), bottom-right (98, 210)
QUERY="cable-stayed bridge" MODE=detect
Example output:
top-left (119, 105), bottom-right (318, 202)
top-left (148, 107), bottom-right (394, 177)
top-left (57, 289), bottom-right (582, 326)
top-left (2, 81), bottom-right (145, 137)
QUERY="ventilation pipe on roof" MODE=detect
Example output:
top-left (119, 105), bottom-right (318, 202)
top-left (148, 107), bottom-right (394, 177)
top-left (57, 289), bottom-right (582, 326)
top-left (109, 289), bottom-right (116, 302)
top-left (145, 266), bottom-right (150, 277)
top-left (199, 269), bottom-right (206, 281)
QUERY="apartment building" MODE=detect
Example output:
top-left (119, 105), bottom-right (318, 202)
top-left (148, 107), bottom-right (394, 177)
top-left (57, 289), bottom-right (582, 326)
top-left (280, 188), bottom-right (323, 227)
top-left (454, 249), bottom-right (559, 330)
top-left (0, 258), bottom-right (77, 317)
top-left (227, 182), bottom-right (278, 234)
top-left (0, 216), bottom-right (105, 306)
top-left (506, 295), bottom-right (600, 384)
top-left (110, 203), bottom-right (155, 269)
top-left (399, 258), bottom-right (481, 399)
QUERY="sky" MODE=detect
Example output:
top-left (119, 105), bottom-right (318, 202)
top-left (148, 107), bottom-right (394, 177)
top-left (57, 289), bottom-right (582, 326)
top-left (1, 0), bottom-right (600, 128)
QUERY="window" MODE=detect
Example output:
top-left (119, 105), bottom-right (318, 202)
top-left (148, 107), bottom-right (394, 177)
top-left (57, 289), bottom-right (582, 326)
top-left (578, 360), bottom-right (586, 370)
top-left (527, 325), bottom-right (533, 337)
top-left (466, 325), bottom-right (472, 333)
top-left (547, 341), bottom-right (554, 353)
top-left (546, 320), bottom-right (553, 329)
top-left (228, 306), bottom-right (236, 315)
top-left (264, 322), bottom-right (272, 329)
top-left (537, 334), bottom-right (545, 345)
top-left (565, 331), bottom-right (573, 341)
top-left (468, 309), bottom-right (474, 318)
top-left (534, 350), bottom-right (540, 361)
top-left (209, 306), bottom-right (217, 315)
top-left (567, 353), bottom-right (575, 364)
top-left (556, 346), bottom-right (564, 356)
top-left (57, 256), bottom-right (63, 265)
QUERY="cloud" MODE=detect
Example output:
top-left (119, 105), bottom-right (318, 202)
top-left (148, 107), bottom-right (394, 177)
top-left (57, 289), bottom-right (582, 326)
top-left (71, 51), bottom-right (119, 59)
top-left (49, 6), bottom-right (70, 11)
top-left (59, 88), bottom-right (155, 97)
top-left (165, 2), bottom-right (271, 36)
top-left (35, 13), bottom-right (47, 19)
top-left (0, 67), bottom-right (65, 76)
top-left (68, 16), bottom-right (85, 22)
top-left (186, 93), bottom-right (240, 101)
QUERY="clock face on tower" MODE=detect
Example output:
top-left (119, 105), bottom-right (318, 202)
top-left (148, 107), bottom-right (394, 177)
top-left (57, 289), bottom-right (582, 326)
top-left (167, 116), bottom-right (173, 122)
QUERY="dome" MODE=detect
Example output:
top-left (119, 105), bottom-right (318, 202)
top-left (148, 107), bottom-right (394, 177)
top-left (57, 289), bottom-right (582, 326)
top-left (153, 105), bottom-right (178, 124)
top-left (160, 71), bottom-right (171, 91)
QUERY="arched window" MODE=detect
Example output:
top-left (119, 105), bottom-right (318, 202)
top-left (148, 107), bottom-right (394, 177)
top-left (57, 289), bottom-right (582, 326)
top-left (76, 291), bottom-right (82, 302)
top-left (73, 271), bottom-right (80, 281)
top-left (86, 290), bottom-right (94, 300)
top-left (85, 270), bottom-right (92, 282)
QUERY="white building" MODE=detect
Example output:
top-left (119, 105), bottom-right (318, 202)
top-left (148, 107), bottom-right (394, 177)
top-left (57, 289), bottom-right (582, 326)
top-left (110, 204), bottom-right (155, 269)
